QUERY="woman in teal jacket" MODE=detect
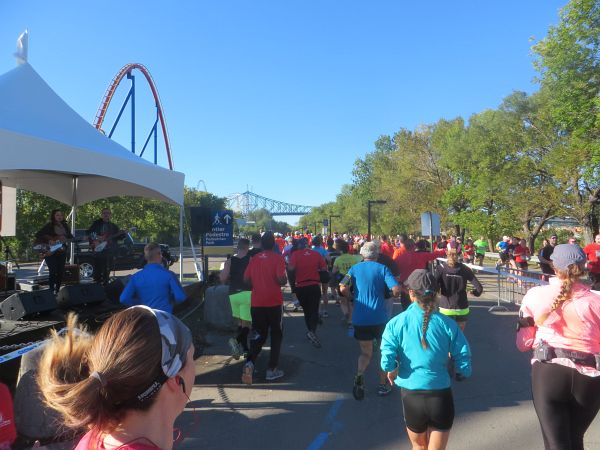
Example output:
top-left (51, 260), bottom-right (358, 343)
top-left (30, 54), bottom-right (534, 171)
top-left (380, 269), bottom-right (471, 450)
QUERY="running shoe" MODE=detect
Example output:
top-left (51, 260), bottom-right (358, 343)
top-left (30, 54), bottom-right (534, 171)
top-left (242, 361), bottom-right (254, 385)
top-left (265, 368), bottom-right (284, 381)
top-left (321, 310), bottom-right (329, 318)
top-left (377, 383), bottom-right (392, 396)
top-left (228, 337), bottom-right (242, 360)
top-left (353, 374), bottom-right (365, 401)
top-left (292, 299), bottom-right (302, 312)
top-left (306, 331), bottom-right (322, 348)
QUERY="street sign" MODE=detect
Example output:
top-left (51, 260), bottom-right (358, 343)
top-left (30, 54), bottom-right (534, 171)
top-left (203, 210), bottom-right (234, 255)
top-left (420, 212), bottom-right (441, 237)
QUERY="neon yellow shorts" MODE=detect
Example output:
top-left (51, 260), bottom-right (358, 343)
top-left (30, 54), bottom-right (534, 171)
top-left (229, 291), bottom-right (251, 322)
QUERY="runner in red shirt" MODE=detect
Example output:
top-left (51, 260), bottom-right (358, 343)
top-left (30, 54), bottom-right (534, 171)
top-left (513, 239), bottom-right (532, 270)
top-left (584, 233), bottom-right (600, 290)
top-left (379, 235), bottom-right (395, 259)
top-left (243, 232), bottom-right (287, 384)
top-left (289, 238), bottom-right (327, 348)
top-left (394, 240), bottom-right (437, 310)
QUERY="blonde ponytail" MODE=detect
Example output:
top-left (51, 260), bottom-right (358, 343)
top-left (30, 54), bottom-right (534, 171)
top-left (535, 263), bottom-right (586, 326)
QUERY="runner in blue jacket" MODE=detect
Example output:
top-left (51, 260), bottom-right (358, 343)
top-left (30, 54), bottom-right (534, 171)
top-left (380, 269), bottom-right (471, 450)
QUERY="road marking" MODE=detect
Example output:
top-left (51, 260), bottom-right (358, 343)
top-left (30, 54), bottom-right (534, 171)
top-left (306, 395), bottom-right (345, 450)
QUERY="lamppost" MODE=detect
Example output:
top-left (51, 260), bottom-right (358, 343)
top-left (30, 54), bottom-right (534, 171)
top-left (329, 214), bottom-right (340, 236)
top-left (367, 200), bottom-right (387, 241)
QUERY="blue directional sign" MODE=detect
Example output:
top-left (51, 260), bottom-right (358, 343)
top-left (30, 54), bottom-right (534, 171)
top-left (204, 210), bottom-right (234, 247)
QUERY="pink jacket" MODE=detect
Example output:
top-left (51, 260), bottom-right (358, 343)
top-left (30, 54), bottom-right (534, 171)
top-left (517, 277), bottom-right (600, 375)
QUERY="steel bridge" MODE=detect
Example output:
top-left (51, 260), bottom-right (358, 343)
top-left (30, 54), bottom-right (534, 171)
top-left (227, 191), bottom-right (313, 217)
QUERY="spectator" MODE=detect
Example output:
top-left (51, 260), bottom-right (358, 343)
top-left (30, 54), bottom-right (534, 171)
top-left (120, 243), bottom-right (187, 313)
top-left (37, 306), bottom-right (194, 450)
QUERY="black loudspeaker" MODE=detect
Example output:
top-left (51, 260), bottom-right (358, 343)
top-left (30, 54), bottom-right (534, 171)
top-left (57, 283), bottom-right (105, 308)
top-left (189, 206), bottom-right (213, 235)
top-left (1, 290), bottom-right (58, 320)
top-left (105, 277), bottom-right (126, 304)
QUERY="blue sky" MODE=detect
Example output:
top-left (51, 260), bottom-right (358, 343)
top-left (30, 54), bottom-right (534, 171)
top-left (1, 1), bottom-right (565, 224)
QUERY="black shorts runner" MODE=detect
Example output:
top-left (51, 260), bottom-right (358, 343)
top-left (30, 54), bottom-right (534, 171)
top-left (401, 388), bottom-right (454, 433)
top-left (353, 324), bottom-right (386, 341)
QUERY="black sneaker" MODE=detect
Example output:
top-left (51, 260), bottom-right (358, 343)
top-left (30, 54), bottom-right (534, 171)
top-left (353, 374), bottom-right (365, 401)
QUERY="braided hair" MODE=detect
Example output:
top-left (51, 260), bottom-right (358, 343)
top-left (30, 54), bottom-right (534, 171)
top-left (412, 290), bottom-right (438, 350)
top-left (535, 263), bottom-right (586, 326)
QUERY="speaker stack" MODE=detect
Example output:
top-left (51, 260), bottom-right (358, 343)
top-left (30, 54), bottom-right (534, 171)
top-left (0, 290), bottom-right (58, 321)
top-left (56, 283), bottom-right (105, 308)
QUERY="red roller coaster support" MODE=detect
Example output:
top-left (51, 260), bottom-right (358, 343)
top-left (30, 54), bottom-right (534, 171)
top-left (94, 63), bottom-right (174, 170)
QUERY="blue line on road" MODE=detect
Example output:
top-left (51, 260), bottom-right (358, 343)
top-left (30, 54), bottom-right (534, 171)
top-left (306, 396), bottom-right (345, 450)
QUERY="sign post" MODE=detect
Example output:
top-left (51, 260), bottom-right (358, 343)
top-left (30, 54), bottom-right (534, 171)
top-left (420, 212), bottom-right (441, 250)
top-left (203, 210), bottom-right (234, 256)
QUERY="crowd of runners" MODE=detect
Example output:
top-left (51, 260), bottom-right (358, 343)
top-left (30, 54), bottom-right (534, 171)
top-left (217, 229), bottom-right (600, 450)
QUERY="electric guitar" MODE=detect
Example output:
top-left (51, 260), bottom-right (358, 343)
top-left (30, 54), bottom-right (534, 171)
top-left (90, 231), bottom-right (126, 252)
top-left (33, 240), bottom-right (69, 257)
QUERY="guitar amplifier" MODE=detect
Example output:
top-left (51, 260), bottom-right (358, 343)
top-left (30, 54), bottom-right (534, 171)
top-left (63, 264), bottom-right (80, 285)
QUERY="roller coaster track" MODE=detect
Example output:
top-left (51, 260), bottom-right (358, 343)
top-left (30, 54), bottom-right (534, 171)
top-left (93, 63), bottom-right (174, 170)
top-left (227, 191), bottom-right (313, 217)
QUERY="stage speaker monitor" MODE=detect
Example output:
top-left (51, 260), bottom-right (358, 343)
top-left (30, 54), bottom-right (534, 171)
top-left (189, 206), bottom-right (213, 235)
top-left (57, 283), bottom-right (105, 308)
top-left (0, 290), bottom-right (57, 320)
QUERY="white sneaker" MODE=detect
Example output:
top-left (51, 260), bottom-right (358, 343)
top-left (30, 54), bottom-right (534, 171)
top-left (266, 368), bottom-right (284, 381)
top-left (242, 361), bottom-right (254, 385)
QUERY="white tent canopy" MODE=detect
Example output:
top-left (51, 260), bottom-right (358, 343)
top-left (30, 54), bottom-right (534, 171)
top-left (0, 62), bottom-right (186, 278)
top-left (0, 63), bottom-right (184, 205)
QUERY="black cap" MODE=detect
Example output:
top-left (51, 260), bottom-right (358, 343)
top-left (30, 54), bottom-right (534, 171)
top-left (405, 269), bottom-right (438, 295)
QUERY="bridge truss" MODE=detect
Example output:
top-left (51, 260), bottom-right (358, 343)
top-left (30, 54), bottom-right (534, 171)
top-left (227, 191), bottom-right (313, 217)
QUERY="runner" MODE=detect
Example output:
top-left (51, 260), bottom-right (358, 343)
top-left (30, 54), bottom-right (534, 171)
top-left (513, 238), bottom-right (531, 271)
top-left (393, 239), bottom-right (437, 311)
top-left (326, 237), bottom-right (341, 303)
top-left (220, 238), bottom-right (251, 359)
top-left (463, 239), bottom-right (475, 264)
top-left (516, 244), bottom-right (600, 449)
top-left (311, 235), bottom-right (332, 318)
top-left (434, 250), bottom-right (483, 331)
top-left (289, 237), bottom-right (328, 348)
top-left (242, 232), bottom-right (287, 384)
top-left (583, 233), bottom-right (600, 290)
top-left (332, 239), bottom-right (362, 326)
top-left (473, 236), bottom-right (488, 266)
top-left (381, 269), bottom-right (472, 450)
top-left (339, 242), bottom-right (400, 400)
top-left (538, 235), bottom-right (558, 278)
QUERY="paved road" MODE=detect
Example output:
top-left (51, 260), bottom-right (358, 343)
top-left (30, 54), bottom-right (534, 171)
top-left (178, 272), bottom-right (600, 450)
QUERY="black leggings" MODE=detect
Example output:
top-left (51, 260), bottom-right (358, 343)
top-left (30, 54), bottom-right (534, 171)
top-left (45, 252), bottom-right (67, 292)
top-left (248, 306), bottom-right (283, 370)
top-left (532, 361), bottom-right (600, 450)
top-left (295, 284), bottom-right (321, 332)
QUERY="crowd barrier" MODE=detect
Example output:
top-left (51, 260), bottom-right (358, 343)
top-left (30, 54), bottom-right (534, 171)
top-left (433, 258), bottom-right (550, 312)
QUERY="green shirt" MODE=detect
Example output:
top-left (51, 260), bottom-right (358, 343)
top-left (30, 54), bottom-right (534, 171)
top-left (473, 239), bottom-right (487, 255)
top-left (333, 254), bottom-right (362, 275)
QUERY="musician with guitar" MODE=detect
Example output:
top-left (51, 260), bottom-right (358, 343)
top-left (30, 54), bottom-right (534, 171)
top-left (86, 208), bottom-right (123, 285)
top-left (35, 209), bottom-right (73, 294)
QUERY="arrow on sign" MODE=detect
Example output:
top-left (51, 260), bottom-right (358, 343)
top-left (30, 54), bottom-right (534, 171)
top-left (223, 214), bottom-right (232, 224)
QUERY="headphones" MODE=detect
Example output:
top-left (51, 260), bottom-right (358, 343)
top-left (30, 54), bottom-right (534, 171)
top-left (177, 376), bottom-right (186, 393)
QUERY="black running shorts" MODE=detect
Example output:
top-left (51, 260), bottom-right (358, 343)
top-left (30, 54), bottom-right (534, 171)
top-left (353, 324), bottom-right (386, 341)
top-left (401, 388), bottom-right (454, 433)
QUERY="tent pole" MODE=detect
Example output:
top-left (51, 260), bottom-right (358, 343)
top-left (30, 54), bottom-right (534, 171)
top-left (179, 205), bottom-right (184, 282)
top-left (70, 176), bottom-right (78, 264)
